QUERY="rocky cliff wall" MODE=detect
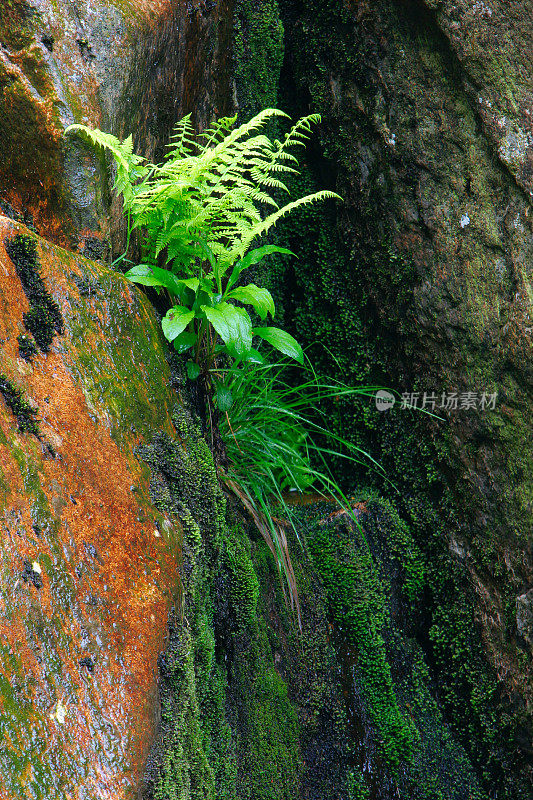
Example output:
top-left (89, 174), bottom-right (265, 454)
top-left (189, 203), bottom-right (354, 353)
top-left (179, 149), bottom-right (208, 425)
top-left (1, 1), bottom-right (532, 798)
top-left (246, 0), bottom-right (533, 796)
top-left (0, 216), bottom-right (182, 797)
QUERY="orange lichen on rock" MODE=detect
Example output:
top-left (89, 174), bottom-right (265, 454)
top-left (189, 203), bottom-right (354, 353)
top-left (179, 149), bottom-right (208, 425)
top-left (0, 216), bottom-right (182, 799)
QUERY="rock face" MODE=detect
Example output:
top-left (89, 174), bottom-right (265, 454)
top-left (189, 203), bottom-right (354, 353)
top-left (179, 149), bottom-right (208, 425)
top-left (0, 215), bottom-right (182, 798)
top-left (0, 0), bottom-right (234, 253)
top-left (0, 216), bottom-right (353, 800)
top-left (254, 0), bottom-right (533, 795)
top-left (517, 589), bottom-right (533, 646)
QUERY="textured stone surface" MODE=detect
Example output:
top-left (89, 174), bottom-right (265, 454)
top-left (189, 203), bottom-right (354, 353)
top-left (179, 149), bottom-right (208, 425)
top-left (517, 589), bottom-right (533, 645)
top-left (258, 0), bottom-right (533, 794)
top-left (0, 0), bottom-right (234, 253)
top-left (2, 0), bottom-right (532, 796)
top-left (425, 0), bottom-right (533, 195)
top-left (0, 215), bottom-right (182, 799)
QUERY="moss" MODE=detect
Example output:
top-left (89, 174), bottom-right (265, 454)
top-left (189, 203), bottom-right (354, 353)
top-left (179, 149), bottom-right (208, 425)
top-left (248, 2), bottom-right (533, 794)
top-left (0, 0), bottom-right (35, 49)
top-left (56, 251), bottom-right (177, 448)
top-left (141, 409), bottom-right (231, 800)
top-left (363, 497), bottom-right (425, 606)
top-left (233, 650), bottom-right (301, 800)
top-left (249, 530), bottom-right (354, 800)
top-left (139, 406), bottom-right (226, 547)
top-left (16, 333), bottom-right (37, 362)
top-left (5, 235), bottom-right (63, 352)
top-left (139, 404), bottom-right (306, 799)
top-left (233, 0), bottom-right (284, 117)
top-left (0, 373), bottom-right (39, 436)
top-left (392, 639), bottom-right (487, 800)
top-left (145, 615), bottom-right (217, 800)
top-left (224, 524), bottom-right (260, 630)
top-left (306, 514), bottom-right (414, 769)
top-left (347, 771), bottom-right (371, 800)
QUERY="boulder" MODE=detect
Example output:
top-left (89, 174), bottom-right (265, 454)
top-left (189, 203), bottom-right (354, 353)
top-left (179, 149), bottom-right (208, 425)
top-left (0, 214), bottom-right (182, 798)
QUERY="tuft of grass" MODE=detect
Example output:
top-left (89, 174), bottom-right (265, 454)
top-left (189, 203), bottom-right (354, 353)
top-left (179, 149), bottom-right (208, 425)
top-left (218, 358), bottom-right (385, 626)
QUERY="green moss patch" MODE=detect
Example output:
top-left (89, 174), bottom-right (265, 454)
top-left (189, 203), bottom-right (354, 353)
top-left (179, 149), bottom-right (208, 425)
top-left (17, 333), bottom-right (37, 362)
top-left (0, 373), bottom-right (39, 436)
top-left (233, 0), bottom-right (284, 117)
top-left (307, 514), bottom-right (414, 769)
top-left (0, 0), bottom-right (36, 50)
top-left (138, 405), bottom-right (310, 800)
top-left (5, 235), bottom-right (63, 353)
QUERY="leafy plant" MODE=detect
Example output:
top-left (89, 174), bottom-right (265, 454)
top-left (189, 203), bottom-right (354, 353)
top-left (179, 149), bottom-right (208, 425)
top-left (66, 111), bottom-right (382, 625)
top-left (66, 111), bottom-right (340, 409)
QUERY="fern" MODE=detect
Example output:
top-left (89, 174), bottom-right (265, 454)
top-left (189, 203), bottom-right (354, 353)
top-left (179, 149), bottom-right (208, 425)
top-left (66, 110), bottom-right (348, 624)
top-left (65, 111), bottom-right (339, 416)
top-left (68, 108), bottom-right (339, 273)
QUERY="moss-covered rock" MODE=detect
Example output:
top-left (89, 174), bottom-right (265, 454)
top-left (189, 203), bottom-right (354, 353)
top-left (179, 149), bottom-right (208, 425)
top-left (233, 1), bottom-right (532, 795)
top-left (0, 216), bottom-right (184, 798)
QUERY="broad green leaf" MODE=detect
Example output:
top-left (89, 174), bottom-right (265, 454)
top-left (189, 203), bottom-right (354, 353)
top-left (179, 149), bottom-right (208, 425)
top-left (245, 348), bottom-right (266, 364)
top-left (238, 245), bottom-right (295, 272)
top-left (186, 361), bottom-right (201, 380)
top-left (193, 289), bottom-right (214, 313)
top-left (125, 265), bottom-right (165, 287)
top-left (201, 302), bottom-right (252, 357)
top-left (173, 330), bottom-right (197, 353)
top-left (125, 265), bottom-right (193, 304)
top-left (178, 277), bottom-right (200, 292)
top-left (252, 327), bottom-right (303, 363)
top-left (226, 284), bottom-right (275, 320)
top-left (215, 382), bottom-right (233, 411)
top-left (226, 245), bottom-right (294, 291)
top-left (162, 306), bottom-right (194, 341)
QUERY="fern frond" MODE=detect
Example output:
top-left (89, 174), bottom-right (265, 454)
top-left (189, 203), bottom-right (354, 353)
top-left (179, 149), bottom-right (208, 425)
top-left (166, 114), bottom-right (198, 158)
top-left (198, 115), bottom-right (238, 149)
top-left (69, 111), bottom-right (337, 291)
top-left (231, 190), bottom-right (341, 261)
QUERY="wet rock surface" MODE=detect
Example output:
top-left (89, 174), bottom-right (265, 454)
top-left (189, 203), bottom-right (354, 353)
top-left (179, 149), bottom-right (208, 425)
top-left (252, 0), bottom-right (533, 794)
top-left (517, 589), bottom-right (533, 646)
top-left (0, 215), bottom-right (182, 798)
top-left (0, 0), bottom-right (234, 252)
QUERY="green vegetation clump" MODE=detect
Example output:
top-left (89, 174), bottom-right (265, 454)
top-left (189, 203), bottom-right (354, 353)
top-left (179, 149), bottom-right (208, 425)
top-left (5, 234), bottom-right (63, 352)
top-left (66, 110), bottom-right (338, 388)
top-left (66, 111), bottom-right (383, 625)
top-left (224, 525), bottom-right (260, 629)
top-left (233, 0), bottom-right (284, 116)
top-left (234, 652), bottom-right (301, 800)
top-left (139, 405), bottom-right (304, 800)
top-left (0, 374), bottom-right (39, 436)
top-left (17, 333), bottom-right (37, 362)
top-left (219, 358), bottom-right (382, 621)
top-left (307, 516), bottom-right (414, 768)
